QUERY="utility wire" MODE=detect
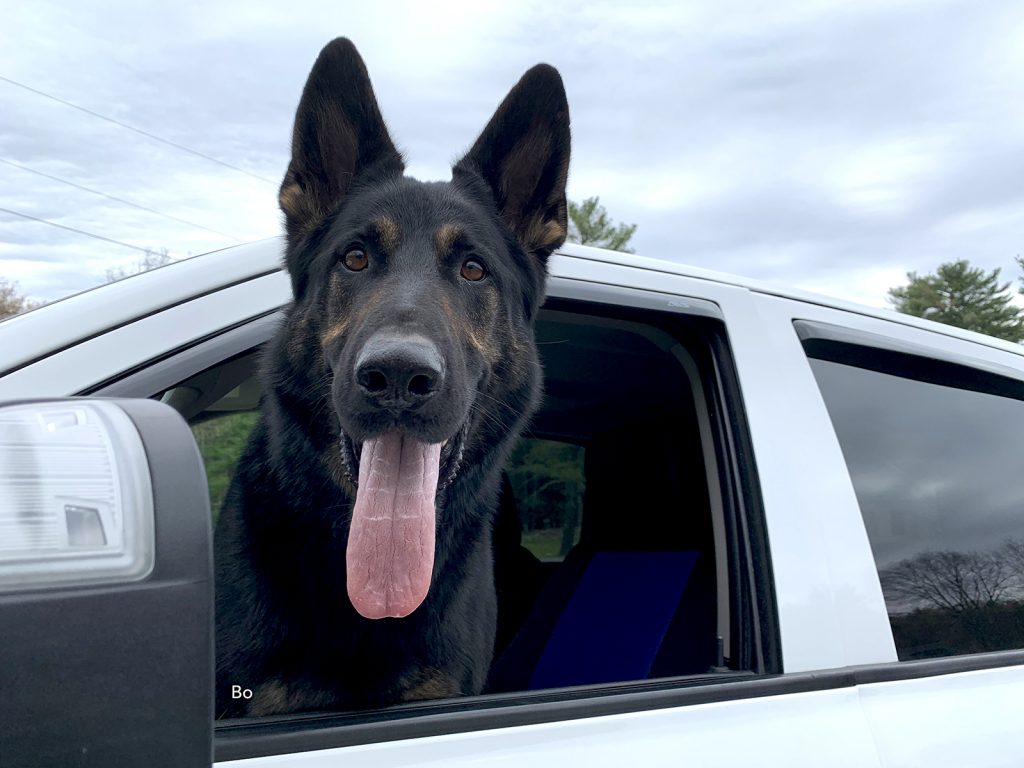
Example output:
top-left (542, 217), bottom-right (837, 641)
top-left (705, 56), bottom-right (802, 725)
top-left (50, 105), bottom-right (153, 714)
top-left (0, 74), bottom-right (277, 186)
top-left (0, 205), bottom-right (154, 254)
top-left (0, 158), bottom-right (243, 242)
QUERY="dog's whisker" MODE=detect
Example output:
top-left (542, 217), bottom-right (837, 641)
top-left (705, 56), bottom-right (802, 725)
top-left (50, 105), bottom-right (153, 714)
top-left (468, 401), bottom-right (515, 435)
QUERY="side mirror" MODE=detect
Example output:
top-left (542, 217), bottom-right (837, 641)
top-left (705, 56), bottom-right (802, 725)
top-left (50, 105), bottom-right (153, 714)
top-left (0, 398), bottom-right (213, 767)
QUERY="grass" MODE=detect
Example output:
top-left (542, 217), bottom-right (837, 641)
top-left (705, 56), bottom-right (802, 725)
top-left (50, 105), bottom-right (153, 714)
top-left (522, 525), bottom-right (580, 561)
top-left (190, 411), bottom-right (259, 521)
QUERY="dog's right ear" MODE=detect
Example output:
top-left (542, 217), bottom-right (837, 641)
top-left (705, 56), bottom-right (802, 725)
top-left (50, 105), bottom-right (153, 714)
top-left (279, 38), bottom-right (404, 256)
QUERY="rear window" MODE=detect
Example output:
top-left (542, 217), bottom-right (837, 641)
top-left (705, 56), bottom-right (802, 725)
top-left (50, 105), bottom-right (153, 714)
top-left (805, 340), bottom-right (1024, 660)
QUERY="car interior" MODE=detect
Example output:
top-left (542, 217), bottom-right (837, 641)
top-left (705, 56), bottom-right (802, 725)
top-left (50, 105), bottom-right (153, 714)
top-left (158, 298), bottom-right (735, 704)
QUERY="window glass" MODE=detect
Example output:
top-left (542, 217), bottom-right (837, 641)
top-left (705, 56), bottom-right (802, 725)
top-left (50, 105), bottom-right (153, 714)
top-left (808, 356), bottom-right (1024, 659)
top-left (156, 306), bottom-right (760, 721)
top-left (190, 410), bottom-right (259, 520)
top-left (506, 438), bottom-right (585, 561)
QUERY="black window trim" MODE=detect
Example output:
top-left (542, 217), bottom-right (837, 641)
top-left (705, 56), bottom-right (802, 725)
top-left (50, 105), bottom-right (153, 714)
top-left (795, 319), bottom-right (1024, 401)
top-left (95, 276), bottom-right (780, 756)
top-left (541, 284), bottom-right (779, 676)
top-left (89, 310), bottom-right (282, 398)
top-left (707, 327), bottom-right (776, 675)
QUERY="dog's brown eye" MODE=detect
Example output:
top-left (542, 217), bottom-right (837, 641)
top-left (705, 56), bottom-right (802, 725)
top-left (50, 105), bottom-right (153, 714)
top-left (460, 259), bottom-right (486, 282)
top-left (343, 249), bottom-right (368, 271)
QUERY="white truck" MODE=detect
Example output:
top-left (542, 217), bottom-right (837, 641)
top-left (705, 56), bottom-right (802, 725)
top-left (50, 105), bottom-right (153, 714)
top-left (1, 240), bottom-right (1022, 766)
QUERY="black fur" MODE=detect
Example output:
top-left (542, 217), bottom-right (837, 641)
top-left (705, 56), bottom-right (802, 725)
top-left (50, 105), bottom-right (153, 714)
top-left (214, 38), bottom-right (570, 717)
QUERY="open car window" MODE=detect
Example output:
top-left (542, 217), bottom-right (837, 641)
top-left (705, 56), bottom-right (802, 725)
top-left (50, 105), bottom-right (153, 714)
top-left (126, 288), bottom-right (776, 755)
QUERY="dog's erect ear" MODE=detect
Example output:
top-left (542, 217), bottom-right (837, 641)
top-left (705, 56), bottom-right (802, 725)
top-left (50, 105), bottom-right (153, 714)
top-left (280, 38), bottom-right (404, 244)
top-left (453, 64), bottom-right (570, 262)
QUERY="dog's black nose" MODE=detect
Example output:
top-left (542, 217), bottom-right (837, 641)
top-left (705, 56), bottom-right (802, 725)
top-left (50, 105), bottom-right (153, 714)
top-left (355, 334), bottom-right (445, 408)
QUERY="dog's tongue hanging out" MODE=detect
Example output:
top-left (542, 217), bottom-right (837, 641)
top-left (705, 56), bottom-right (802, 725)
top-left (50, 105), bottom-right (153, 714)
top-left (346, 434), bottom-right (441, 619)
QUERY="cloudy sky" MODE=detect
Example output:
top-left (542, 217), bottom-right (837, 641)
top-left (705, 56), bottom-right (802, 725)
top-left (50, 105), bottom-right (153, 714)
top-left (2, 0), bottom-right (1023, 307)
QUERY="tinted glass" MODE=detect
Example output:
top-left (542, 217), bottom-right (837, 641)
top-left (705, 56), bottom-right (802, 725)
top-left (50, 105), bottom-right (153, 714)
top-left (506, 438), bottom-right (585, 561)
top-left (191, 410), bottom-right (259, 520)
top-left (809, 356), bottom-right (1024, 659)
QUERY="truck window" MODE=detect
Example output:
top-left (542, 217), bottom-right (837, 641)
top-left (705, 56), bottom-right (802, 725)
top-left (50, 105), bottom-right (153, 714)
top-left (805, 345), bottom-right (1024, 660)
top-left (155, 296), bottom-right (775, 734)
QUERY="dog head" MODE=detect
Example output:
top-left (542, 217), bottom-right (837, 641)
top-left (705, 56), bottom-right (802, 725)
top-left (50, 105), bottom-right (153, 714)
top-left (276, 38), bottom-right (569, 619)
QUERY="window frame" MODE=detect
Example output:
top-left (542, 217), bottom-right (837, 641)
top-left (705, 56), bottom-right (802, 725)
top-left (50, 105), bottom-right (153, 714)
top-left (795, 319), bottom-right (1024, 400)
top-left (796, 316), bottom-right (1024, 663)
top-left (94, 278), bottom-right (780, 757)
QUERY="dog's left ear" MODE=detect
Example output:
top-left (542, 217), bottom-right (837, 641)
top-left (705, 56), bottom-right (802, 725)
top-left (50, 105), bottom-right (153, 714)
top-left (453, 64), bottom-right (570, 263)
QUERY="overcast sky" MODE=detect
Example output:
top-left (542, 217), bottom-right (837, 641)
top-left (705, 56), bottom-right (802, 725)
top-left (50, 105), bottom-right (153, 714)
top-left (2, 0), bottom-right (1023, 307)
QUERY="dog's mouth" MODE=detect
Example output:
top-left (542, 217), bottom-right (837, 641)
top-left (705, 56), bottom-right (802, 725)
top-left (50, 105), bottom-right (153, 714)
top-left (338, 423), bottom-right (466, 492)
top-left (337, 423), bottom-right (467, 622)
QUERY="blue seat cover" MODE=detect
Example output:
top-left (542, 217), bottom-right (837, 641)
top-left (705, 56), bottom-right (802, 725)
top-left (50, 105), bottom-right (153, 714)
top-left (528, 550), bottom-right (698, 689)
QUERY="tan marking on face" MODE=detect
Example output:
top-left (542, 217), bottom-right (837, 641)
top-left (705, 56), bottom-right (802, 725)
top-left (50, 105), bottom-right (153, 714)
top-left (374, 216), bottom-right (401, 254)
top-left (321, 268), bottom-right (387, 349)
top-left (440, 295), bottom-right (498, 365)
top-left (434, 223), bottom-right (463, 258)
top-left (320, 317), bottom-right (350, 348)
top-left (474, 290), bottom-right (501, 364)
top-left (439, 294), bottom-right (455, 317)
top-left (469, 329), bottom-right (498, 363)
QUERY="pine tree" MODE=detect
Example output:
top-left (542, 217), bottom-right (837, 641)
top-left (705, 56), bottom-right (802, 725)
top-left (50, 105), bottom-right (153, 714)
top-left (567, 197), bottom-right (637, 253)
top-left (888, 260), bottom-right (1024, 342)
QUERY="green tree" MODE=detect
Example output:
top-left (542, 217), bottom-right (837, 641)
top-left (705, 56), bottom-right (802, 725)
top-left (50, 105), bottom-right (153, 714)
top-left (567, 196), bottom-right (637, 253)
top-left (0, 278), bottom-right (41, 320)
top-left (888, 260), bottom-right (1024, 342)
top-left (507, 438), bottom-right (585, 558)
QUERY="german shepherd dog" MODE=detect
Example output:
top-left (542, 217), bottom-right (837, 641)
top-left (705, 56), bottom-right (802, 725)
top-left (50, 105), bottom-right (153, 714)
top-left (214, 38), bottom-right (570, 717)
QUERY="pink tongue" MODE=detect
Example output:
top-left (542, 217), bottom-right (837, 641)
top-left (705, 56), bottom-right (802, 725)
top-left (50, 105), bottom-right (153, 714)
top-left (346, 433), bottom-right (441, 619)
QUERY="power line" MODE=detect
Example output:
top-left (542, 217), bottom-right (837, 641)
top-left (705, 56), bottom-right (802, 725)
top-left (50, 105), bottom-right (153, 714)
top-left (0, 205), bottom-right (154, 255)
top-left (0, 158), bottom-right (243, 242)
top-left (0, 74), bottom-right (277, 186)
